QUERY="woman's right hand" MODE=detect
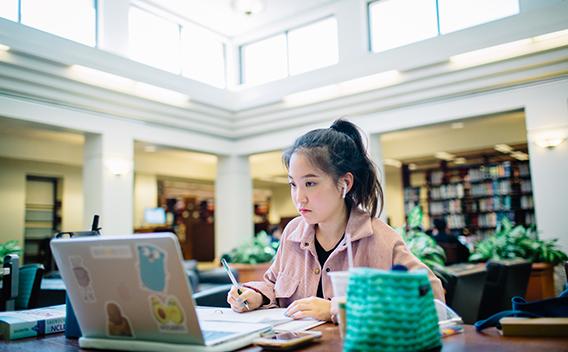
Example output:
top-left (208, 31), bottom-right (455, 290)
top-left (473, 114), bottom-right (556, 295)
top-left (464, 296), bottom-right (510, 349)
top-left (227, 286), bottom-right (263, 312)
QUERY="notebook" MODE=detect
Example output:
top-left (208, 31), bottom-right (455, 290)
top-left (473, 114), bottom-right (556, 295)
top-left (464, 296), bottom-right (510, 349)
top-left (50, 233), bottom-right (271, 352)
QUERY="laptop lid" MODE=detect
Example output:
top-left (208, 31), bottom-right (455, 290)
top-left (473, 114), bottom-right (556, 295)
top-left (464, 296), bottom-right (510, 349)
top-left (50, 233), bottom-right (267, 346)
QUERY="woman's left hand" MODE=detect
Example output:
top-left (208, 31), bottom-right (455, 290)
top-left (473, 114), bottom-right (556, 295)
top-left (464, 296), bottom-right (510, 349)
top-left (284, 296), bottom-right (332, 321)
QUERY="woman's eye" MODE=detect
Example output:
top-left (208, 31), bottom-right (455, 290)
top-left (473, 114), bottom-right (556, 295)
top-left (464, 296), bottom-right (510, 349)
top-left (306, 181), bottom-right (316, 187)
top-left (288, 182), bottom-right (296, 188)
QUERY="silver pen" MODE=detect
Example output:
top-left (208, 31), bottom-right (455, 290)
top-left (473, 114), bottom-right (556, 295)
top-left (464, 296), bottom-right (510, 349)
top-left (221, 258), bottom-right (250, 310)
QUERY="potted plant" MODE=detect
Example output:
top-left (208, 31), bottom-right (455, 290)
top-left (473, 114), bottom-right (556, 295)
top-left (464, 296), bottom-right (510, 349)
top-left (396, 207), bottom-right (446, 270)
top-left (0, 240), bottom-right (22, 265)
top-left (469, 217), bottom-right (567, 300)
top-left (221, 231), bottom-right (279, 282)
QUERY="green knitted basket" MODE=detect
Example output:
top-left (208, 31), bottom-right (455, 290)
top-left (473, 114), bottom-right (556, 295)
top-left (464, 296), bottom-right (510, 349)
top-left (343, 268), bottom-right (441, 352)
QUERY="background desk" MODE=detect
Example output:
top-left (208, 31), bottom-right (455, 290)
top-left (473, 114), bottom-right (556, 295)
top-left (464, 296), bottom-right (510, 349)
top-left (2, 325), bottom-right (567, 351)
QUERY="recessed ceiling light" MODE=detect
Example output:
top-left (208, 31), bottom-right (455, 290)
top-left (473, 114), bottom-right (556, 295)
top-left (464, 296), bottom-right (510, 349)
top-left (383, 158), bottom-right (402, 168)
top-left (495, 144), bottom-right (513, 153)
top-left (511, 151), bottom-right (529, 161)
top-left (0, 44), bottom-right (10, 51)
top-left (408, 163), bottom-right (417, 170)
top-left (435, 152), bottom-right (456, 161)
top-left (144, 145), bottom-right (157, 152)
top-left (231, 0), bottom-right (265, 16)
top-left (454, 157), bottom-right (466, 164)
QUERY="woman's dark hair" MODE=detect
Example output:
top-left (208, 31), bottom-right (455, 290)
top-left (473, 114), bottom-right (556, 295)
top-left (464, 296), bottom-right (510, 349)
top-left (282, 118), bottom-right (384, 217)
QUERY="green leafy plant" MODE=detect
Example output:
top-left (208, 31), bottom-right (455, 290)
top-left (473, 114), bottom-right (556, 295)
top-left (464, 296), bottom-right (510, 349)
top-left (397, 207), bottom-right (446, 270)
top-left (0, 240), bottom-right (22, 265)
top-left (222, 231), bottom-right (279, 264)
top-left (469, 218), bottom-right (568, 265)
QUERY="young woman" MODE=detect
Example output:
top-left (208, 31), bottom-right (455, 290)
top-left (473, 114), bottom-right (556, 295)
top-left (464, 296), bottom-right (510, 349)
top-left (227, 119), bottom-right (444, 322)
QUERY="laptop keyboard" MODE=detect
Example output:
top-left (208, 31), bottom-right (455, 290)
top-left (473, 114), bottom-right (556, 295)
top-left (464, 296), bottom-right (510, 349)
top-left (202, 330), bottom-right (236, 342)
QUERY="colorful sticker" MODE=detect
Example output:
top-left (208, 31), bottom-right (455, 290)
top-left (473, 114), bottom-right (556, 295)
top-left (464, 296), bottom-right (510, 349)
top-left (149, 295), bottom-right (187, 333)
top-left (69, 256), bottom-right (96, 303)
top-left (106, 301), bottom-right (135, 338)
top-left (91, 245), bottom-right (132, 259)
top-left (136, 244), bottom-right (167, 292)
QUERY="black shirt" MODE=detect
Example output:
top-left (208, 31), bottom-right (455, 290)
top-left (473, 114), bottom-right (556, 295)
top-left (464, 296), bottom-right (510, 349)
top-left (314, 234), bottom-right (345, 298)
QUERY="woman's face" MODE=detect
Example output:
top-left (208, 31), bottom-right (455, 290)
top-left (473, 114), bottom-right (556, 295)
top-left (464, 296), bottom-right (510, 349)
top-left (288, 152), bottom-right (344, 225)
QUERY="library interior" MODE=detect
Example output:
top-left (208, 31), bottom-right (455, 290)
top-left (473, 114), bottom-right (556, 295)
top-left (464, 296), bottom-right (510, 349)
top-left (1, 0), bottom-right (567, 350)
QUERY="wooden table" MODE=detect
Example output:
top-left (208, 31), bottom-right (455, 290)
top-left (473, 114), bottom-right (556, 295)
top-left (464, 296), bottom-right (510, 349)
top-left (2, 324), bottom-right (568, 351)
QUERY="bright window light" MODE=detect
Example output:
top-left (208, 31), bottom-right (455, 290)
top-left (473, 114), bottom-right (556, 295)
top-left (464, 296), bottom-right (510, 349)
top-left (0, 0), bottom-right (18, 21)
top-left (369, 0), bottom-right (438, 53)
top-left (129, 6), bottom-right (180, 74)
top-left (242, 34), bottom-right (287, 85)
top-left (181, 22), bottom-right (226, 88)
top-left (288, 17), bottom-right (339, 76)
top-left (21, 0), bottom-right (96, 46)
top-left (439, 0), bottom-right (519, 34)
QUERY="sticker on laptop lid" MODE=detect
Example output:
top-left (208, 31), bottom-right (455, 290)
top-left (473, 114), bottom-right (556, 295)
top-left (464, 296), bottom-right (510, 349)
top-left (106, 301), bottom-right (135, 338)
top-left (136, 244), bottom-right (167, 292)
top-left (149, 294), bottom-right (187, 333)
top-left (69, 256), bottom-right (96, 303)
top-left (91, 245), bottom-right (132, 259)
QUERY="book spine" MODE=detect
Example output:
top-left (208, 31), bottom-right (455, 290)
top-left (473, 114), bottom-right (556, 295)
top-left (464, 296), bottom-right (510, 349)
top-left (5, 317), bottom-right (66, 340)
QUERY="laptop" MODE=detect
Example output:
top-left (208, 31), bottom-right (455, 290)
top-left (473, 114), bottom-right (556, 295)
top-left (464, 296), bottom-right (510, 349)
top-left (50, 233), bottom-right (271, 352)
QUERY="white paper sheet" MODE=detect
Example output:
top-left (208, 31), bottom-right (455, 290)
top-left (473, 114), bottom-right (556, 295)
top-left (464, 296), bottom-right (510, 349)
top-left (196, 307), bottom-right (325, 331)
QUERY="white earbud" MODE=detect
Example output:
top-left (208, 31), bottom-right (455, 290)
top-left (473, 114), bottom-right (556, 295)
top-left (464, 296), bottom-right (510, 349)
top-left (342, 182), bottom-right (348, 199)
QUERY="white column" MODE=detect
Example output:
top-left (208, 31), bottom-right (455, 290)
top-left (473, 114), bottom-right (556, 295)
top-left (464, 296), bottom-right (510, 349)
top-left (215, 155), bottom-right (253, 258)
top-left (97, 0), bottom-right (130, 56)
top-left (368, 132), bottom-right (387, 221)
top-left (83, 132), bottom-right (133, 234)
top-left (335, 0), bottom-right (368, 64)
top-left (525, 90), bottom-right (568, 252)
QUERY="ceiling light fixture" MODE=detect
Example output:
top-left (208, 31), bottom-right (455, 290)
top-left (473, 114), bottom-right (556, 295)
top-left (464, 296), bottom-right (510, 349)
top-left (231, 0), bottom-right (266, 16)
top-left (383, 158), bottom-right (402, 168)
top-left (435, 152), bottom-right (456, 161)
top-left (0, 43), bottom-right (10, 51)
top-left (534, 136), bottom-right (566, 149)
top-left (510, 151), bottom-right (529, 161)
top-left (144, 145), bottom-right (157, 153)
top-left (494, 144), bottom-right (513, 154)
top-left (454, 157), bottom-right (466, 165)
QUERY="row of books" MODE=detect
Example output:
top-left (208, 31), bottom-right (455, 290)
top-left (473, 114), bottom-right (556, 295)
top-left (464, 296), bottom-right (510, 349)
top-left (468, 162), bottom-right (512, 182)
top-left (470, 180), bottom-right (512, 197)
top-left (430, 183), bottom-right (465, 200)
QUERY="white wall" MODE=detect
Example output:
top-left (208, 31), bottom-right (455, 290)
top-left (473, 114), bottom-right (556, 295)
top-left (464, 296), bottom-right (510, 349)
top-left (0, 157), bottom-right (83, 246)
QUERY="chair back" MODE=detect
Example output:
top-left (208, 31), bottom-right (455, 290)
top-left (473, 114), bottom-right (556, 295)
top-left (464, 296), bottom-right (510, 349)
top-left (437, 263), bottom-right (488, 324)
top-left (478, 259), bottom-right (532, 320)
top-left (15, 263), bottom-right (45, 310)
top-left (1, 254), bottom-right (20, 311)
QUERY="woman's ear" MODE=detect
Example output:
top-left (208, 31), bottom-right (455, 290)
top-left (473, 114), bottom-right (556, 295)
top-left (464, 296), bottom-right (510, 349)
top-left (340, 173), bottom-right (354, 198)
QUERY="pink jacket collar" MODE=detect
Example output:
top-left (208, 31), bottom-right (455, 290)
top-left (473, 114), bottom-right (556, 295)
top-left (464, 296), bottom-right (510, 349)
top-left (287, 207), bottom-right (374, 244)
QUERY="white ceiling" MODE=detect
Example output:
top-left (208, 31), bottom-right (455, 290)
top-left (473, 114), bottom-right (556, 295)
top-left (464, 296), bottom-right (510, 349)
top-left (145, 0), bottom-right (337, 37)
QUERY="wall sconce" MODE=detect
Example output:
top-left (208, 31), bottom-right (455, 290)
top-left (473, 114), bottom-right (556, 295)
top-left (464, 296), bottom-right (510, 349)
top-left (534, 136), bottom-right (566, 150)
top-left (104, 158), bottom-right (133, 176)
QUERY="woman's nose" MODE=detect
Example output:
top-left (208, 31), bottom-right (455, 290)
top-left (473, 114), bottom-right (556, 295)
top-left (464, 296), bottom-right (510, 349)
top-left (295, 188), bottom-right (307, 204)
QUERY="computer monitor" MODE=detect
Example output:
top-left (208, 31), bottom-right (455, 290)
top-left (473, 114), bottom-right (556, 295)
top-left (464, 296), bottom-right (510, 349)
top-left (143, 207), bottom-right (166, 225)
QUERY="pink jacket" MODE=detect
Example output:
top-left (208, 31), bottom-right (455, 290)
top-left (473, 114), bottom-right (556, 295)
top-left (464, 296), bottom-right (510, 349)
top-left (245, 207), bottom-right (445, 309)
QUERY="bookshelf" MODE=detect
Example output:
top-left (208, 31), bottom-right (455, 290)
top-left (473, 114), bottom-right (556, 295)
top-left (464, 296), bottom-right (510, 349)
top-left (402, 149), bottom-right (534, 240)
